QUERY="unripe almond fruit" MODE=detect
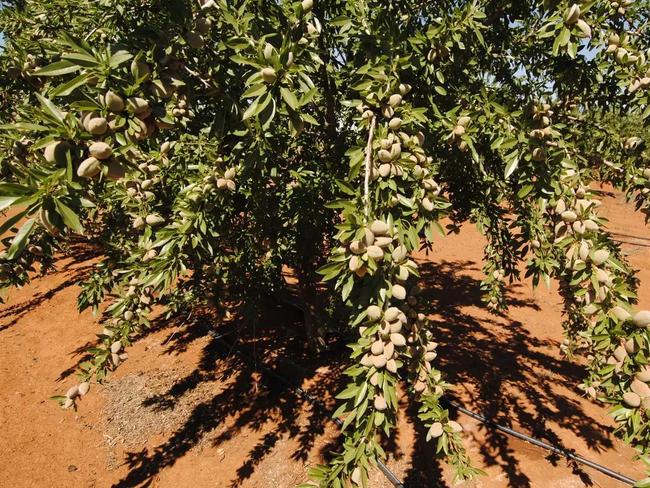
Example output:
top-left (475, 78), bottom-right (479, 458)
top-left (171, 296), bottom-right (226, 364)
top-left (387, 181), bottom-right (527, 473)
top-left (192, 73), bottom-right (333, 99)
top-left (399, 83), bottom-right (411, 95)
top-left (105, 91), bottom-right (125, 112)
top-left (349, 255), bottom-right (361, 272)
top-left (429, 422), bottom-right (443, 438)
top-left (66, 385), bottom-right (79, 399)
top-left (592, 249), bottom-right (609, 265)
top-left (384, 342), bottom-right (395, 359)
top-left (613, 344), bottom-right (627, 362)
top-left (367, 305), bottom-right (382, 321)
top-left (44, 141), bottom-right (70, 165)
top-left (89, 142), bottom-right (112, 160)
top-left (145, 214), bottom-right (165, 226)
top-left (360, 354), bottom-right (372, 367)
top-left (457, 116), bottom-right (471, 127)
top-left (366, 245), bottom-right (384, 260)
top-left (350, 240), bottom-right (366, 255)
top-left (87, 117), bottom-right (108, 135)
top-left (564, 4), bottom-right (580, 25)
top-left (637, 366), bottom-right (650, 383)
top-left (370, 220), bottom-right (389, 235)
top-left (110, 341), bottom-right (122, 354)
top-left (392, 284), bottom-right (406, 300)
top-left (575, 19), bottom-right (591, 38)
top-left (561, 210), bottom-right (577, 223)
top-left (632, 379), bottom-right (650, 398)
top-left (301, 0), bottom-right (313, 12)
top-left (375, 236), bottom-right (392, 248)
top-left (452, 125), bottom-right (465, 137)
top-left (623, 391), bottom-right (641, 408)
top-left (77, 157), bottom-right (101, 179)
top-left (633, 310), bottom-right (650, 328)
top-left (127, 97), bottom-right (150, 114)
top-left (374, 395), bottom-right (387, 411)
top-left (371, 340), bottom-right (384, 355)
top-left (390, 333), bottom-right (406, 347)
top-left (63, 398), bottom-right (74, 409)
top-left (371, 354), bottom-right (387, 369)
top-left (124, 310), bottom-right (134, 321)
top-left (388, 94), bottom-right (402, 107)
top-left (78, 382), bottom-right (90, 396)
top-left (391, 246), bottom-right (407, 263)
top-left (261, 67), bottom-right (277, 84)
top-left (385, 307), bottom-right (400, 322)
top-left (363, 228), bottom-right (375, 246)
top-left (386, 359), bottom-right (397, 373)
top-left (196, 17), bottom-right (212, 34)
top-left (611, 306), bottom-right (631, 321)
top-left (388, 118), bottom-right (402, 130)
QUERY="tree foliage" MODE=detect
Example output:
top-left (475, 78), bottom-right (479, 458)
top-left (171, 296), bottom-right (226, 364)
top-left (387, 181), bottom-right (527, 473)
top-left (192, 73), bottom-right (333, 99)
top-left (0, 0), bottom-right (649, 485)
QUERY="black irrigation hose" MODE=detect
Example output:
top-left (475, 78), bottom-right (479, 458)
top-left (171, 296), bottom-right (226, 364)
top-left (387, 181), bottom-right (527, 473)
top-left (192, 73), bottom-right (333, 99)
top-left (440, 397), bottom-right (637, 486)
top-left (212, 332), bottom-right (638, 487)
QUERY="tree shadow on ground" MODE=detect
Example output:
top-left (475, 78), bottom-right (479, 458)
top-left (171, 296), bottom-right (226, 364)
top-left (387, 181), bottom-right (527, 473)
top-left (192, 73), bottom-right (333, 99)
top-left (0, 245), bottom-right (98, 331)
top-left (112, 303), bottom-right (348, 488)
top-left (401, 259), bottom-right (616, 488)
top-left (63, 257), bottom-right (619, 488)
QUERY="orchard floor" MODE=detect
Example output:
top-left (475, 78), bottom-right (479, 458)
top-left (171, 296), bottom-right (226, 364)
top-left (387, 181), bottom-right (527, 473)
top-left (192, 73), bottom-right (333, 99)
top-left (1, 185), bottom-right (649, 488)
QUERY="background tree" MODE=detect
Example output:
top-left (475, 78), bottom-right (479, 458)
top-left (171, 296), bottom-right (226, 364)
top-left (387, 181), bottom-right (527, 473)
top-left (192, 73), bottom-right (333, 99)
top-left (0, 0), bottom-right (649, 486)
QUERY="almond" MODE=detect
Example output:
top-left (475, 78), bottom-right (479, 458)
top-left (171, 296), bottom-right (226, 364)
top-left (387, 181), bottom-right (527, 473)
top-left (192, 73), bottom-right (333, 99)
top-left (592, 249), bottom-right (609, 265)
top-left (386, 359), bottom-right (397, 373)
top-left (350, 240), bottom-right (366, 255)
top-left (44, 141), bottom-right (70, 165)
top-left (449, 420), bottom-right (463, 433)
top-left (367, 245), bottom-right (384, 260)
top-left (66, 386), bottom-right (79, 399)
top-left (385, 307), bottom-right (400, 322)
top-left (561, 210), bottom-right (577, 223)
top-left (428, 422), bottom-right (443, 438)
top-left (261, 67), bottom-right (277, 84)
top-left (611, 306), bottom-right (631, 321)
top-left (77, 157), bottom-right (101, 179)
top-left (633, 310), bottom-right (650, 327)
top-left (371, 354), bottom-right (387, 369)
top-left (367, 305), bottom-right (382, 321)
top-left (391, 246), bottom-right (407, 263)
top-left (87, 117), bottom-right (108, 135)
top-left (105, 91), bottom-right (125, 112)
top-left (374, 395), bottom-right (387, 411)
top-left (390, 333), bottom-right (406, 347)
top-left (186, 31), bottom-right (205, 49)
top-left (637, 366), bottom-right (650, 383)
top-left (371, 340), bottom-right (384, 355)
top-left (78, 382), bottom-right (90, 396)
top-left (388, 94), bottom-right (402, 107)
top-left (564, 4), bottom-right (580, 25)
top-left (392, 284), bottom-right (406, 300)
top-left (623, 391), bottom-right (641, 408)
top-left (145, 214), bottom-right (165, 226)
top-left (110, 341), bottom-right (122, 354)
top-left (370, 220), bottom-right (389, 235)
top-left (89, 142), bottom-right (112, 160)
top-left (388, 118), bottom-right (402, 130)
top-left (631, 379), bottom-right (650, 398)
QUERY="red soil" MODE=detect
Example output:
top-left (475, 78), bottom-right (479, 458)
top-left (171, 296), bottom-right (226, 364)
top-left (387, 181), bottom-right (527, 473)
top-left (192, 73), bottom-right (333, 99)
top-left (0, 185), bottom-right (648, 488)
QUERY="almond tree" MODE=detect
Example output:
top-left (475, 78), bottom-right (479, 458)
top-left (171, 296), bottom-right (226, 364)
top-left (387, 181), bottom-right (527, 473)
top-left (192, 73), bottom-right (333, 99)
top-left (0, 1), bottom-right (649, 486)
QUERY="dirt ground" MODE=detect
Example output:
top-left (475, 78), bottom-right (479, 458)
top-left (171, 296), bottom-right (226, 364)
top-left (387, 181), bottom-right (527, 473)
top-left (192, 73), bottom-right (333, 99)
top-left (1, 184), bottom-right (649, 488)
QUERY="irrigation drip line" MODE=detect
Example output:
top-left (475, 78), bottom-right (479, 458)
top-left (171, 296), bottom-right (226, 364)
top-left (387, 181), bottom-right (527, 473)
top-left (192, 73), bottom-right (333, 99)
top-left (211, 331), bottom-right (638, 487)
top-left (610, 231), bottom-right (650, 242)
top-left (441, 398), bottom-right (637, 486)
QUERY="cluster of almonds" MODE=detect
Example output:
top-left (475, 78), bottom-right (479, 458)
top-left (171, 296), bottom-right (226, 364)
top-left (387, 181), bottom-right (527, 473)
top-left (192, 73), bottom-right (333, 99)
top-left (62, 381), bottom-right (90, 409)
top-left (101, 281), bottom-right (156, 368)
top-left (449, 115), bottom-right (471, 152)
top-left (529, 103), bottom-right (554, 162)
top-left (606, 33), bottom-right (645, 66)
top-left (628, 70), bottom-right (650, 94)
top-left (564, 4), bottom-right (592, 38)
top-left (608, 0), bottom-right (634, 16)
top-left (347, 220), bottom-right (408, 278)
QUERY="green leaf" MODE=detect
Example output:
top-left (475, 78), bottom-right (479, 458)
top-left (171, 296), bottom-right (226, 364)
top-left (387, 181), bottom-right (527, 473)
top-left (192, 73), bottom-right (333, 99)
top-left (54, 199), bottom-right (84, 234)
top-left (33, 60), bottom-right (80, 77)
top-left (36, 94), bottom-right (65, 123)
top-left (6, 219), bottom-right (35, 260)
top-left (280, 87), bottom-right (299, 109)
top-left (50, 73), bottom-right (93, 97)
top-left (109, 50), bottom-right (133, 68)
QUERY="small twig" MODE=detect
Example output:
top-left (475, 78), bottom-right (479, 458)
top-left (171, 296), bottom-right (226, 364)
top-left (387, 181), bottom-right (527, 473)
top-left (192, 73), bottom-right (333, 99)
top-left (363, 115), bottom-right (377, 221)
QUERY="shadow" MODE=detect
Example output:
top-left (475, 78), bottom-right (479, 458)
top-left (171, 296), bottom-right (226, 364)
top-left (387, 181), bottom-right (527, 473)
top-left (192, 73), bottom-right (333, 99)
top-left (401, 259), bottom-right (614, 487)
top-left (0, 246), bottom-right (98, 331)
top-left (112, 304), bottom-right (348, 488)
top-left (1, 242), bottom-right (616, 487)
